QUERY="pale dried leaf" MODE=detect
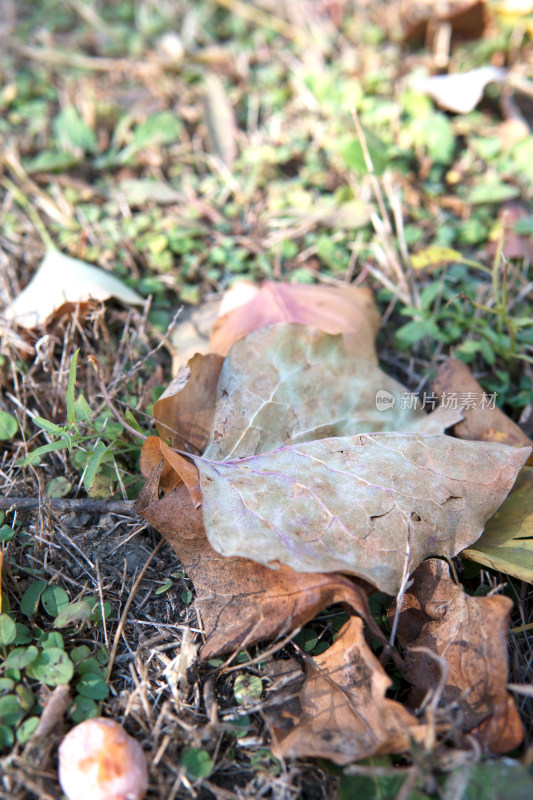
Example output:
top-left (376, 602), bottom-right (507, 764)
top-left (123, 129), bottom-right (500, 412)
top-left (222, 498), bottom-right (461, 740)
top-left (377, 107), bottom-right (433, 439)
top-left (195, 433), bottom-right (530, 594)
top-left (412, 67), bottom-right (506, 114)
top-left (203, 325), bottom-right (457, 461)
top-left (168, 301), bottom-right (222, 374)
top-left (115, 179), bottom-right (182, 206)
top-left (204, 74), bottom-right (237, 166)
top-left (5, 248), bottom-right (143, 329)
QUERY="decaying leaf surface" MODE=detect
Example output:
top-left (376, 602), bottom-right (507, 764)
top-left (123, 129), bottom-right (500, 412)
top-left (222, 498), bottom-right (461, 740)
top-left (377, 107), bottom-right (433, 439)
top-left (210, 281), bottom-right (381, 361)
top-left (470, 694), bottom-right (526, 755)
top-left (393, 559), bottom-right (523, 750)
top-left (153, 353), bottom-right (223, 453)
top-left (195, 433), bottom-right (530, 595)
top-left (203, 325), bottom-right (459, 461)
top-left (265, 616), bottom-right (425, 764)
top-left (136, 482), bottom-right (379, 658)
top-left (462, 466), bottom-right (533, 582)
top-left (5, 248), bottom-right (143, 328)
top-left (433, 358), bottom-right (532, 450)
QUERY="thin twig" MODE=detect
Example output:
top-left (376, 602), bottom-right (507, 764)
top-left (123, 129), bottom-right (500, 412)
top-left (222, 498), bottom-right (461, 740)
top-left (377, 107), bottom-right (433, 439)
top-left (106, 538), bottom-right (165, 681)
top-left (221, 626), bottom-right (303, 674)
top-left (88, 355), bottom-right (148, 442)
top-left (0, 496), bottom-right (135, 513)
top-left (4, 38), bottom-right (159, 74)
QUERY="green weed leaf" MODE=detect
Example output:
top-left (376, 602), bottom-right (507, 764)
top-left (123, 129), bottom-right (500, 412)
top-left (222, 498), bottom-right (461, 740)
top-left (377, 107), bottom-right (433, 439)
top-left (0, 411), bottom-right (18, 441)
top-left (0, 695), bottom-right (24, 726)
top-left (70, 695), bottom-right (98, 723)
top-left (25, 647), bottom-right (74, 686)
top-left (0, 725), bottom-right (14, 750)
top-left (4, 646), bottom-right (39, 670)
top-left (0, 614), bottom-right (16, 646)
top-left (41, 586), bottom-right (70, 618)
top-left (33, 416), bottom-right (64, 435)
top-left (53, 106), bottom-right (97, 154)
top-left (76, 672), bottom-right (109, 700)
top-left (16, 716), bottom-right (40, 744)
top-left (21, 439), bottom-right (71, 467)
top-left (83, 440), bottom-right (109, 492)
top-left (181, 746), bottom-right (213, 780)
top-left (0, 525), bottom-right (15, 543)
top-left (20, 581), bottom-right (47, 618)
top-left (74, 394), bottom-right (92, 422)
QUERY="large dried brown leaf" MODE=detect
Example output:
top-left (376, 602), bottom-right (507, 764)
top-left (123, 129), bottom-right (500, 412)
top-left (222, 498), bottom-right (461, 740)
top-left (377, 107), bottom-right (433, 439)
top-left (210, 281), bottom-right (381, 361)
top-left (153, 353), bottom-right (223, 453)
top-left (265, 615), bottom-right (426, 765)
top-left (392, 558), bottom-right (523, 751)
top-left (195, 433), bottom-right (530, 595)
top-left (203, 325), bottom-right (460, 461)
top-left (136, 482), bottom-right (379, 658)
top-left (433, 358), bottom-right (532, 450)
top-left (433, 359), bottom-right (533, 582)
top-left (141, 353), bottom-right (222, 506)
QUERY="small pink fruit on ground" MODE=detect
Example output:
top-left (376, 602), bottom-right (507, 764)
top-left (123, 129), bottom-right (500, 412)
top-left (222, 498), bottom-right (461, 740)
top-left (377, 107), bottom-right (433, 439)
top-left (58, 717), bottom-right (148, 800)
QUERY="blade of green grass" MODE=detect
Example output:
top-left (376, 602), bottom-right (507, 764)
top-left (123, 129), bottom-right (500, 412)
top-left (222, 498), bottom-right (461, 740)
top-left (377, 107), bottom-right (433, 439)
top-left (67, 349), bottom-right (80, 428)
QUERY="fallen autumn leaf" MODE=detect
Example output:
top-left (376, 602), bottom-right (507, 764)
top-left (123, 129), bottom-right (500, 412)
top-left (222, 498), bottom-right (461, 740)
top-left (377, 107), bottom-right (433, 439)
top-left (194, 433), bottom-right (530, 594)
top-left (203, 325), bottom-right (461, 462)
top-left (433, 358), bottom-right (533, 450)
top-left (265, 615), bottom-right (426, 764)
top-left (210, 280), bottom-right (381, 361)
top-left (135, 481), bottom-right (381, 658)
top-left (5, 248), bottom-right (143, 329)
top-left (392, 558), bottom-right (523, 752)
